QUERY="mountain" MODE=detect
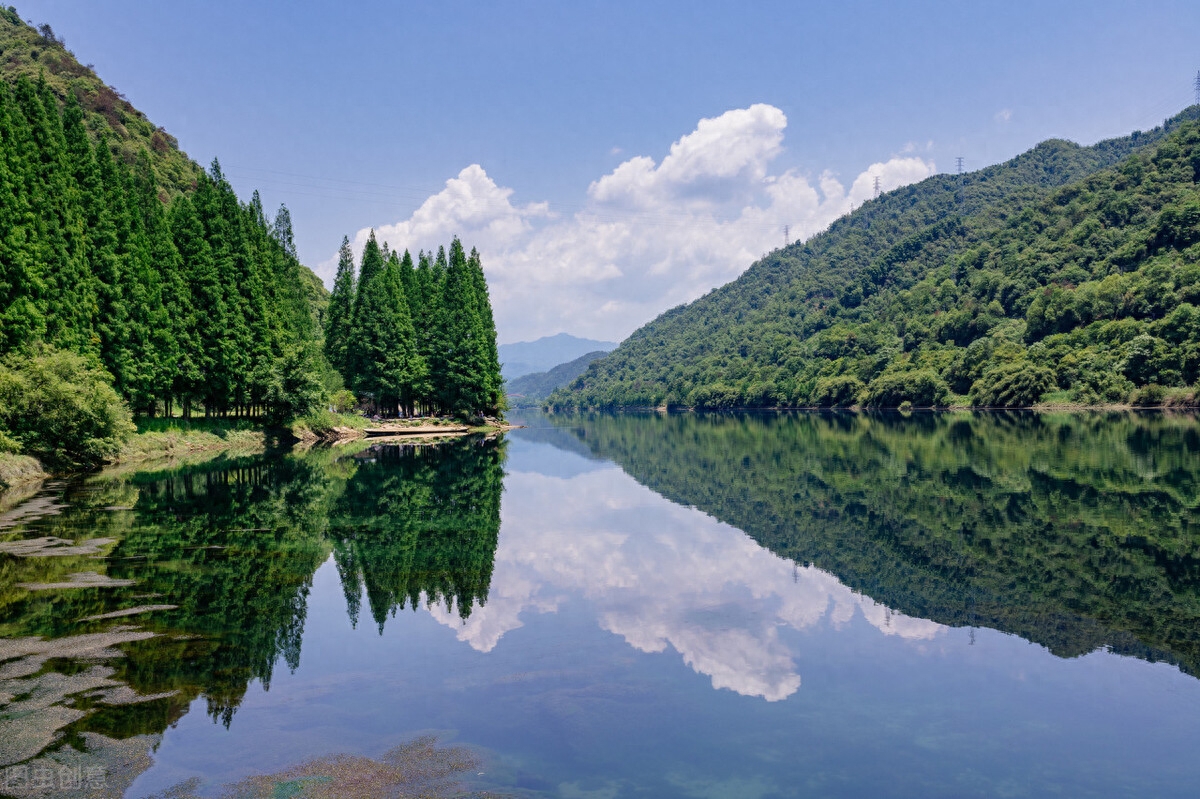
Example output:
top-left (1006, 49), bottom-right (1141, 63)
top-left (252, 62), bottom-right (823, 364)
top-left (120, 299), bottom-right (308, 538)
top-left (499, 333), bottom-right (617, 380)
top-left (505, 350), bottom-right (609, 406)
top-left (550, 108), bottom-right (1200, 409)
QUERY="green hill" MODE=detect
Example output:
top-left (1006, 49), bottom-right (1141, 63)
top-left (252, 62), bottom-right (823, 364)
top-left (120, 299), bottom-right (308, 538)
top-left (550, 108), bottom-right (1200, 410)
top-left (506, 350), bottom-right (609, 406)
top-left (0, 7), bottom-right (200, 195)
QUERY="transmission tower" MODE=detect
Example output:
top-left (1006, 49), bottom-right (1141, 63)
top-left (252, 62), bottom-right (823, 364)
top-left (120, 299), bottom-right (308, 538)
top-left (873, 175), bottom-right (881, 198)
top-left (1194, 70), bottom-right (1200, 105)
top-left (784, 224), bottom-right (790, 247)
top-left (955, 157), bottom-right (965, 210)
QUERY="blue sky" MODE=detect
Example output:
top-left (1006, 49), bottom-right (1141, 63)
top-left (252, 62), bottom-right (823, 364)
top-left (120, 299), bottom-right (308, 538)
top-left (18, 0), bottom-right (1200, 342)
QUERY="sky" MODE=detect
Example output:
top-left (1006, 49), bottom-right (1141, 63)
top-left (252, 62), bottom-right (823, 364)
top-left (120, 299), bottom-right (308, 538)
top-left (17, 0), bottom-right (1200, 343)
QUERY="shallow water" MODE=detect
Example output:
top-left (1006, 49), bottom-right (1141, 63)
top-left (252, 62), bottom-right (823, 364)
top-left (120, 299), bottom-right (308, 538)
top-left (3, 411), bottom-right (1200, 797)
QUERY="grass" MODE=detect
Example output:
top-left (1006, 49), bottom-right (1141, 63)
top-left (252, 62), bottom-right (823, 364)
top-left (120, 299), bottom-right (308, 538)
top-left (118, 418), bottom-right (267, 463)
top-left (0, 452), bottom-right (46, 491)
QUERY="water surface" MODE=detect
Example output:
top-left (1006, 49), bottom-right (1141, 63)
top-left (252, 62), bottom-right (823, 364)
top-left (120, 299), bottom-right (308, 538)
top-left (2, 412), bottom-right (1200, 797)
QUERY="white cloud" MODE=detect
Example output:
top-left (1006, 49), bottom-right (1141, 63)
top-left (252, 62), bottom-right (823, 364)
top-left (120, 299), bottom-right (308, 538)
top-left (996, 108), bottom-right (1013, 123)
top-left (329, 105), bottom-right (935, 343)
top-left (425, 457), bottom-right (944, 702)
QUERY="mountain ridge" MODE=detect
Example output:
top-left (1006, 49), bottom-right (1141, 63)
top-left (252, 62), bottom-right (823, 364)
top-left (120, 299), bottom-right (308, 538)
top-left (500, 333), bottom-right (617, 380)
top-left (550, 107), bottom-right (1200, 410)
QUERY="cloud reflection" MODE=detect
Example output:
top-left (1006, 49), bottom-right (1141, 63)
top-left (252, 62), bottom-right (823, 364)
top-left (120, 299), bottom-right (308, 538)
top-left (428, 454), bottom-right (943, 701)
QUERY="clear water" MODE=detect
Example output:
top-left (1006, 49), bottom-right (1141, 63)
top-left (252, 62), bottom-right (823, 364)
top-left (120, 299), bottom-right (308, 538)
top-left (3, 411), bottom-right (1200, 797)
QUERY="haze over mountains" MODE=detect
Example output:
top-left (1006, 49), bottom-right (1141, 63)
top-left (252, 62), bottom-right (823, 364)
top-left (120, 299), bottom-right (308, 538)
top-left (499, 333), bottom-right (616, 381)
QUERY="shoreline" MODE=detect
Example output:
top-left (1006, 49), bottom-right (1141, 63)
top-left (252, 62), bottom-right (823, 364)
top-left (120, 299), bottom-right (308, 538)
top-left (542, 402), bottom-right (1182, 413)
top-left (0, 453), bottom-right (48, 492)
top-left (1, 417), bottom-right (522, 492)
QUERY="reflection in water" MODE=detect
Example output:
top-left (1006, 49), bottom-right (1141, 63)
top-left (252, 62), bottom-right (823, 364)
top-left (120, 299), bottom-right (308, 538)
top-left (545, 410), bottom-right (1200, 677)
top-left (434, 451), bottom-right (941, 700)
top-left (2, 412), bottom-right (1200, 796)
top-left (0, 437), bottom-right (505, 774)
top-left (330, 441), bottom-right (503, 631)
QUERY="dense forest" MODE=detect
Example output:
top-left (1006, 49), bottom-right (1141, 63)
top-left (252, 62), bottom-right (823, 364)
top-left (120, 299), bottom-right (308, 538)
top-left (324, 233), bottom-right (503, 418)
top-left (549, 411), bottom-right (1200, 677)
top-left (0, 8), bottom-right (502, 467)
top-left (0, 10), bottom-right (326, 420)
top-left (551, 108), bottom-right (1200, 410)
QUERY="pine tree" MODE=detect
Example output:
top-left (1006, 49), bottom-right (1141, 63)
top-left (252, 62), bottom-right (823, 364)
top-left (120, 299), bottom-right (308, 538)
top-left (468, 246), bottom-right (503, 414)
top-left (436, 237), bottom-right (487, 416)
top-left (325, 236), bottom-right (356, 383)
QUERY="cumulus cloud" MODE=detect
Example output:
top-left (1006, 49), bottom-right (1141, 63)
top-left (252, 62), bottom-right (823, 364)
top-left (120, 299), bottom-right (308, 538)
top-left (425, 444), bottom-right (945, 702)
top-left (328, 105), bottom-right (935, 343)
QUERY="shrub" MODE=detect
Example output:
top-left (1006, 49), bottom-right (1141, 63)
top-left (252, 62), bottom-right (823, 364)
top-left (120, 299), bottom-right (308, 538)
top-left (862, 370), bottom-right (949, 407)
top-left (330, 389), bottom-right (358, 413)
top-left (1122, 334), bottom-right (1182, 387)
top-left (263, 346), bottom-right (327, 426)
top-left (0, 348), bottom-right (134, 467)
top-left (811, 376), bottom-right (864, 407)
top-left (969, 361), bottom-right (1056, 407)
top-left (1130, 384), bottom-right (1167, 406)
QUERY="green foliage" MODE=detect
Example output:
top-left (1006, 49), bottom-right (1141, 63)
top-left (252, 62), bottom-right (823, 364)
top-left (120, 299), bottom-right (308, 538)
top-left (969, 360), bottom-right (1056, 407)
top-left (550, 108), bottom-right (1200, 410)
top-left (862, 369), bottom-right (949, 407)
top-left (263, 346), bottom-right (327, 425)
top-left (0, 62), bottom-right (333, 426)
top-left (0, 347), bottom-right (134, 466)
top-left (330, 389), bottom-right (357, 413)
top-left (811, 375), bottom-right (864, 407)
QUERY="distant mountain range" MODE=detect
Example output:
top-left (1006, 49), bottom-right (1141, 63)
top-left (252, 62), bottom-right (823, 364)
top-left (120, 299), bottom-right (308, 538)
top-left (499, 333), bottom-right (617, 380)
top-left (505, 350), bottom-right (610, 406)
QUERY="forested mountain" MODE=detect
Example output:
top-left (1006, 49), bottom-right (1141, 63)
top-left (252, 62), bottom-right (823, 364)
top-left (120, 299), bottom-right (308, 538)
top-left (551, 108), bottom-right (1200, 409)
top-left (506, 350), bottom-right (609, 406)
top-left (0, 8), bottom-right (329, 426)
top-left (323, 235), bottom-right (503, 418)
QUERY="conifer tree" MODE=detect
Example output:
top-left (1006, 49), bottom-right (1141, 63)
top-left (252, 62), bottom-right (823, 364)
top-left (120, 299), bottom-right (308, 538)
top-left (435, 237), bottom-right (487, 416)
top-left (468, 246), bottom-right (503, 414)
top-left (325, 236), bottom-right (356, 383)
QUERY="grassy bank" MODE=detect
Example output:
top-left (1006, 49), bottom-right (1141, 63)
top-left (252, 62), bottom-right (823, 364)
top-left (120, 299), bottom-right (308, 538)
top-left (0, 452), bottom-right (47, 491)
top-left (117, 418), bottom-right (271, 463)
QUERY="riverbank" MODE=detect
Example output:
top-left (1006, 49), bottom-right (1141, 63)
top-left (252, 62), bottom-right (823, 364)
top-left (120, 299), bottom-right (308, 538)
top-left (0, 452), bottom-right (47, 491)
top-left (1, 415), bottom-right (520, 489)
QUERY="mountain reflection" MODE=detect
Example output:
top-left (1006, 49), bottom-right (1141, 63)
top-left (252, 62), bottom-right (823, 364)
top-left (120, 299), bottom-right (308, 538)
top-left (436, 449), bottom-right (942, 700)
top-left (542, 410), bottom-right (1200, 678)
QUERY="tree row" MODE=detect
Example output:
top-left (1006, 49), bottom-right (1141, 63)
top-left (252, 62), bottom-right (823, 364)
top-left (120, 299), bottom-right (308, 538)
top-left (324, 232), bottom-right (503, 418)
top-left (0, 73), bottom-right (327, 419)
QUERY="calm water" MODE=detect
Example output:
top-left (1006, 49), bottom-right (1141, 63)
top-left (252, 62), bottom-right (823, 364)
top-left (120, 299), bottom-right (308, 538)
top-left (3, 411), bottom-right (1200, 797)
